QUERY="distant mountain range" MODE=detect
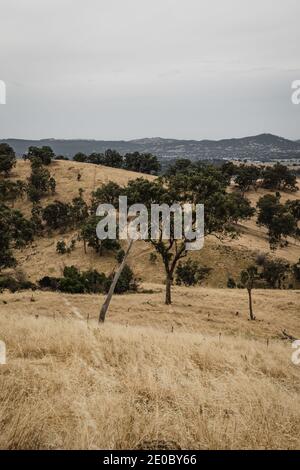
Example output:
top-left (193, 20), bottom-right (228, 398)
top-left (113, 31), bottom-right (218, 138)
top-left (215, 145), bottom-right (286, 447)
top-left (1, 133), bottom-right (300, 162)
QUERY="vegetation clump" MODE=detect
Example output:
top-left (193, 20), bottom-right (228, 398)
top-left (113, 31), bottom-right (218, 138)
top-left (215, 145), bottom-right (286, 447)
top-left (39, 265), bottom-right (137, 294)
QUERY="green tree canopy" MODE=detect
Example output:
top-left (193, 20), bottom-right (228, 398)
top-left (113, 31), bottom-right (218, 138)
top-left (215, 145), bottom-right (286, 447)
top-left (0, 143), bottom-right (16, 176)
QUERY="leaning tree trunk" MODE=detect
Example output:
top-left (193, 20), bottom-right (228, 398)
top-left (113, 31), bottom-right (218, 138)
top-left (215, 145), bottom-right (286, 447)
top-left (165, 274), bottom-right (172, 305)
top-left (247, 288), bottom-right (255, 321)
top-left (99, 239), bottom-right (134, 323)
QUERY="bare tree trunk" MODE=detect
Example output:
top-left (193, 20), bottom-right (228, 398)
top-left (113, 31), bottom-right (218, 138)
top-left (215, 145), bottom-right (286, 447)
top-left (247, 288), bottom-right (255, 320)
top-left (165, 274), bottom-right (172, 305)
top-left (83, 239), bottom-right (87, 254)
top-left (99, 239), bottom-right (134, 323)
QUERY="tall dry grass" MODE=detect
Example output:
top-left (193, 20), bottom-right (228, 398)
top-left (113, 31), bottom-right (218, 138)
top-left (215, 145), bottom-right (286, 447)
top-left (0, 311), bottom-right (299, 450)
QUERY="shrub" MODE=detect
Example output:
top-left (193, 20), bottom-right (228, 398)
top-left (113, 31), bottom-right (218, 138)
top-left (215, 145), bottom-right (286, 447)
top-left (293, 258), bottom-right (300, 282)
top-left (261, 163), bottom-right (298, 192)
top-left (116, 249), bottom-right (125, 263)
top-left (56, 240), bottom-right (67, 254)
top-left (0, 275), bottom-right (36, 293)
top-left (38, 265), bottom-right (137, 295)
top-left (104, 264), bottom-right (138, 294)
top-left (149, 252), bottom-right (157, 264)
top-left (0, 204), bottom-right (35, 270)
top-left (27, 161), bottom-right (56, 202)
top-left (24, 146), bottom-right (55, 165)
top-left (59, 277), bottom-right (85, 294)
top-left (0, 276), bottom-right (19, 293)
top-left (81, 270), bottom-right (107, 293)
top-left (176, 259), bottom-right (211, 286)
top-left (0, 143), bottom-right (16, 176)
top-left (227, 277), bottom-right (236, 288)
top-left (42, 201), bottom-right (72, 230)
top-left (56, 239), bottom-right (76, 255)
top-left (39, 276), bottom-right (60, 290)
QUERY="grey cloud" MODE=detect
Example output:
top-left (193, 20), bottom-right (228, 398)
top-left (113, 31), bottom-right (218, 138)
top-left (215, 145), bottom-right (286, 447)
top-left (0, 0), bottom-right (299, 140)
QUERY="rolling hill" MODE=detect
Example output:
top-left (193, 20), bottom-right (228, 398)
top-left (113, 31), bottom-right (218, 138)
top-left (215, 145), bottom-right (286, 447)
top-left (1, 159), bottom-right (300, 450)
top-left (6, 159), bottom-right (300, 286)
top-left (2, 133), bottom-right (300, 162)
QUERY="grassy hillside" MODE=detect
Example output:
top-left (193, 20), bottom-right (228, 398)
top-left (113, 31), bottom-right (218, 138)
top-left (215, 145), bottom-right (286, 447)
top-left (1, 159), bottom-right (300, 450)
top-left (0, 289), bottom-right (299, 450)
top-left (6, 160), bottom-right (300, 285)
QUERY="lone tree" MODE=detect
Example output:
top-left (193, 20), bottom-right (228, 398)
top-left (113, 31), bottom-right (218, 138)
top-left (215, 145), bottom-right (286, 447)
top-left (24, 146), bottom-right (55, 165)
top-left (234, 165), bottom-right (261, 194)
top-left (80, 215), bottom-right (120, 256)
top-left (261, 163), bottom-right (298, 192)
top-left (73, 152), bottom-right (87, 162)
top-left (256, 254), bottom-right (290, 289)
top-left (27, 158), bottom-right (56, 202)
top-left (42, 200), bottom-right (72, 231)
top-left (0, 144), bottom-right (16, 177)
top-left (175, 259), bottom-right (211, 286)
top-left (98, 166), bottom-right (255, 321)
top-left (0, 180), bottom-right (26, 206)
top-left (240, 266), bottom-right (259, 321)
top-left (123, 152), bottom-right (161, 175)
top-left (125, 168), bottom-right (253, 305)
top-left (91, 182), bottom-right (122, 212)
top-left (0, 203), bottom-right (34, 271)
top-left (256, 193), bottom-right (299, 249)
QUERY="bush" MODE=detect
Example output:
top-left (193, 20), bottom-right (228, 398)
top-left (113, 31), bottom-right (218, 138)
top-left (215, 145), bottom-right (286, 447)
top-left (261, 163), bottom-right (298, 192)
top-left (0, 204), bottom-right (35, 270)
top-left (27, 161), bottom-right (56, 202)
top-left (39, 276), bottom-right (61, 290)
top-left (42, 201), bottom-right (72, 231)
top-left (38, 265), bottom-right (137, 295)
top-left (59, 277), bottom-right (85, 294)
top-left (0, 275), bottom-right (36, 293)
top-left (149, 252), bottom-right (157, 264)
top-left (176, 259), bottom-right (211, 286)
top-left (227, 277), bottom-right (236, 288)
top-left (293, 259), bottom-right (300, 281)
top-left (256, 253), bottom-right (290, 289)
top-left (0, 143), bottom-right (16, 176)
top-left (81, 270), bottom-right (107, 293)
top-left (56, 239), bottom-right (76, 255)
top-left (24, 146), bottom-right (55, 166)
top-left (56, 240), bottom-right (67, 254)
top-left (104, 264), bottom-right (138, 294)
top-left (116, 249), bottom-right (125, 263)
top-left (0, 276), bottom-right (19, 293)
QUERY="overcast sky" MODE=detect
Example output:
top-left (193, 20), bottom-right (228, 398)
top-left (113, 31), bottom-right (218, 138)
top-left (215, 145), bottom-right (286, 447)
top-left (0, 0), bottom-right (300, 141)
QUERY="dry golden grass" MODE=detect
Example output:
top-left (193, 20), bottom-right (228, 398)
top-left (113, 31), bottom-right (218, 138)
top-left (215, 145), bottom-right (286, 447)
top-left (10, 159), bottom-right (154, 212)
top-left (0, 305), bottom-right (299, 450)
top-left (1, 161), bottom-right (299, 450)
top-left (0, 287), bottom-right (299, 449)
top-left (1, 286), bottom-right (300, 339)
